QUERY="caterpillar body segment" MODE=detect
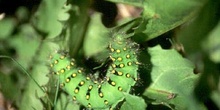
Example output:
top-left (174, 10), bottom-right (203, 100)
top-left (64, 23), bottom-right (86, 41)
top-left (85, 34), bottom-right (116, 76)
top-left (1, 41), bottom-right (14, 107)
top-left (50, 34), bottom-right (139, 109)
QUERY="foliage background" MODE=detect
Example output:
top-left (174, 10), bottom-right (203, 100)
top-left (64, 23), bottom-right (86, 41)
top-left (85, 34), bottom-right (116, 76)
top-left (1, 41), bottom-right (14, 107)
top-left (0, 0), bottom-right (219, 110)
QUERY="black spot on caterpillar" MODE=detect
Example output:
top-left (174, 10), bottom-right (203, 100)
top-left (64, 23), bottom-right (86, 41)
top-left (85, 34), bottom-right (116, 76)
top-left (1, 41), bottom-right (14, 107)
top-left (49, 34), bottom-right (139, 109)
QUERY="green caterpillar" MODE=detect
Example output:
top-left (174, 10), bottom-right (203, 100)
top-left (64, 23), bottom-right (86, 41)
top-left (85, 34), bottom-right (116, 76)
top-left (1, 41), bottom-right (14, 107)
top-left (49, 34), bottom-right (139, 109)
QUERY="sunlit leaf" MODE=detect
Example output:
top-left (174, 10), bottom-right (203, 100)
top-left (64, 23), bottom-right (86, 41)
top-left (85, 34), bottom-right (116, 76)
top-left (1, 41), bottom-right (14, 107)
top-left (143, 45), bottom-right (203, 110)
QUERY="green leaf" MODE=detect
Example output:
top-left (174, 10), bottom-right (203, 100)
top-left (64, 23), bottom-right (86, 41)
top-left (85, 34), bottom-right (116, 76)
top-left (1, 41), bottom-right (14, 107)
top-left (107, 0), bottom-right (144, 7)
top-left (193, 56), bottom-right (219, 110)
top-left (112, 17), bottom-right (144, 37)
top-left (177, 0), bottom-right (220, 54)
top-left (8, 24), bottom-right (40, 69)
top-left (32, 0), bottom-right (67, 38)
top-left (211, 90), bottom-right (220, 108)
top-left (68, 0), bottom-right (90, 56)
top-left (19, 41), bottom-right (58, 110)
top-left (19, 65), bottom-right (48, 110)
top-left (55, 93), bottom-right (80, 110)
top-left (83, 13), bottom-right (109, 57)
top-left (0, 73), bottom-right (19, 100)
top-left (134, 0), bottom-right (206, 42)
top-left (121, 93), bottom-right (147, 110)
top-left (0, 18), bottom-right (16, 39)
top-left (202, 21), bottom-right (220, 63)
top-left (15, 7), bottom-right (29, 22)
top-left (9, 25), bottom-right (57, 110)
top-left (143, 45), bottom-right (203, 110)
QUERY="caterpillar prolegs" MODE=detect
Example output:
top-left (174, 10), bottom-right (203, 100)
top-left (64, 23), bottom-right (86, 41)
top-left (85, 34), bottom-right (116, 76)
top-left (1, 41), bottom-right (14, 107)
top-left (49, 34), bottom-right (139, 109)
